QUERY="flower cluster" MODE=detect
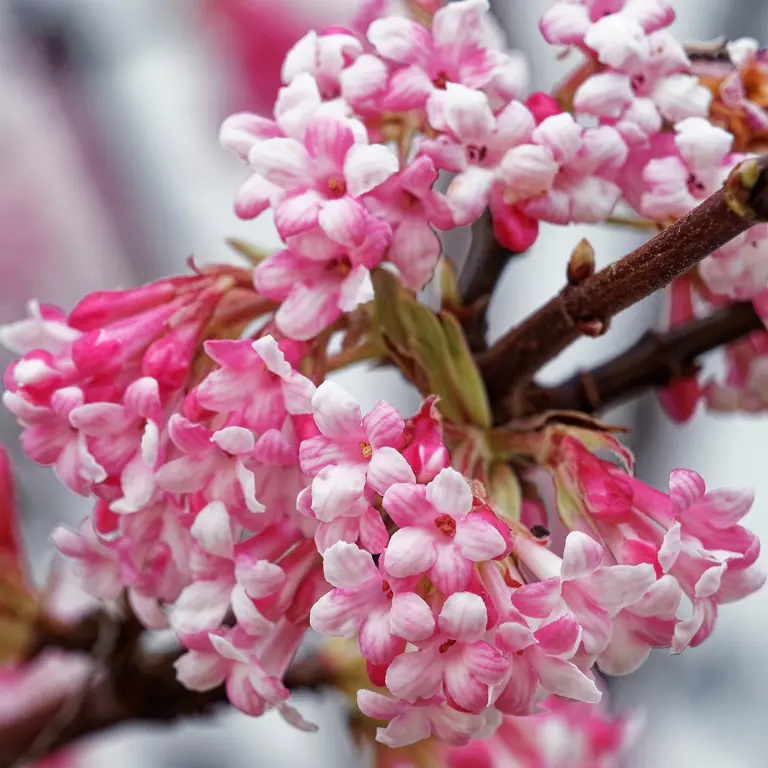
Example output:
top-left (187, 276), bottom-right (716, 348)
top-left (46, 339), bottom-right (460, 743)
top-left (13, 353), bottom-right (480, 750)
top-left (1, 0), bottom-right (767, 762)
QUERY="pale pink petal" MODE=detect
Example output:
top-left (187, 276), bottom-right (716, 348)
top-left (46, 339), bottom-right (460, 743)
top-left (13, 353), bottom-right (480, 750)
top-left (532, 113), bottom-right (582, 164)
top-left (360, 610), bottom-right (406, 664)
top-left (586, 564), bottom-right (657, 613)
top-left (170, 579), bottom-right (231, 636)
top-left (367, 447), bottom-right (416, 495)
top-left (311, 463), bottom-right (367, 522)
top-left (382, 482), bottom-right (430, 527)
top-left (389, 219), bottom-right (442, 290)
top-left (653, 75), bottom-right (712, 124)
top-left (438, 592), bottom-right (487, 642)
top-left (234, 174), bottom-right (275, 220)
top-left (357, 689), bottom-right (408, 721)
top-left (534, 656), bottom-right (602, 703)
top-left (534, 613), bottom-right (581, 657)
top-left (384, 527), bottom-right (438, 577)
top-left (510, 578), bottom-right (562, 618)
top-left (497, 145), bottom-right (558, 203)
top-left (427, 467), bottom-right (473, 520)
top-left (220, 113), bottom-right (282, 160)
top-left (386, 649), bottom-right (443, 702)
top-left (248, 138), bottom-right (311, 188)
top-left (322, 541), bottom-right (379, 589)
top-left (390, 592), bottom-right (436, 642)
top-left (275, 280), bottom-right (341, 341)
top-left (174, 650), bottom-right (228, 691)
top-left (443, 660), bottom-right (491, 714)
top-left (231, 585), bottom-right (274, 636)
top-left (69, 403), bottom-right (132, 434)
top-left (340, 54), bottom-right (389, 104)
top-left (310, 589), bottom-right (369, 637)
top-left (367, 17), bottom-right (432, 66)
top-left (573, 73), bottom-right (634, 118)
top-left (561, 531), bottom-right (604, 581)
top-left (454, 517), bottom-right (506, 562)
top-left (431, 543), bottom-right (473, 595)
top-left (440, 84), bottom-right (494, 145)
top-left (445, 167), bottom-right (495, 226)
top-left (236, 558), bottom-right (286, 599)
top-left (304, 116), bottom-right (355, 169)
top-left (344, 144), bottom-right (400, 198)
top-left (338, 266), bottom-right (374, 312)
top-left (274, 192), bottom-right (322, 238)
top-left (312, 380), bottom-right (362, 438)
top-left (363, 401), bottom-right (405, 448)
top-left (190, 501), bottom-right (234, 559)
top-left (211, 426), bottom-right (255, 456)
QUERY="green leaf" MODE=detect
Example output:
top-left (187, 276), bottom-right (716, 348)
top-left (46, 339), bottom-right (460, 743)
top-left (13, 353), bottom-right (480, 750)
top-left (226, 238), bottom-right (271, 265)
top-left (372, 269), bottom-right (491, 427)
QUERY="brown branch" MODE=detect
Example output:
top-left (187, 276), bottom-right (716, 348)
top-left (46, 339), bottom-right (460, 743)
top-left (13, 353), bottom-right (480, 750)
top-left (519, 301), bottom-right (763, 416)
top-left (1, 610), bottom-right (332, 767)
top-left (458, 210), bottom-right (515, 352)
top-left (478, 156), bottom-right (768, 422)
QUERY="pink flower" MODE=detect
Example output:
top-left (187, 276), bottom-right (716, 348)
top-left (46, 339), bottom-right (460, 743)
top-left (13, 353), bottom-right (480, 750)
top-left (299, 382), bottom-right (415, 523)
top-left (190, 335), bottom-right (315, 430)
top-left (557, 439), bottom-right (764, 653)
top-left (511, 531), bottom-right (656, 657)
top-left (574, 21), bottom-right (711, 143)
top-left (368, 0), bottom-right (525, 112)
top-left (385, 592), bottom-right (509, 713)
top-left (639, 118), bottom-right (735, 221)
top-left (399, 396), bottom-right (450, 483)
top-left (357, 689), bottom-right (491, 748)
top-left (248, 115), bottom-right (398, 243)
top-left (365, 156), bottom-right (455, 290)
top-left (419, 85), bottom-right (542, 226)
top-left (540, 0), bottom-right (675, 47)
top-left (220, 75), bottom-right (361, 219)
top-left (10, 386), bottom-right (106, 497)
top-left (69, 377), bottom-right (164, 513)
top-left (168, 505), bottom-right (295, 641)
top-left (493, 612), bottom-right (602, 715)
top-left (0, 299), bottom-right (79, 356)
top-left (383, 468), bottom-right (508, 594)
top-left (700, 223), bottom-right (768, 301)
top-left (175, 623), bottom-right (315, 728)
top-left (515, 122), bottom-right (628, 225)
top-left (154, 416), bottom-right (265, 523)
top-left (255, 217), bottom-right (391, 341)
top-left (281, 30), bottom-right (364, 100)
top-left (310, 542), bottom-right (435, 664)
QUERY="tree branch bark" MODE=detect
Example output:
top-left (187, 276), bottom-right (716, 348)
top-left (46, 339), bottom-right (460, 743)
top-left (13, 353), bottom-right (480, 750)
top-left (458, 210), bottom-right (515, 353)
top-left (0, 610), bottom-right (331, 767)
top-left (518, 301), bottom-right (762, 416)
top-left (478, 155), bottom-right (768, 422)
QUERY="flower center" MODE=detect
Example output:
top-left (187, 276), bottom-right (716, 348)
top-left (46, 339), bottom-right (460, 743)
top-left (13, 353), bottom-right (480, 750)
top-left (434, 514), bottom-right (456, 536)
top-left (439, 639), bottom-right (456, 654)
top-left (360, 441), bottom-right (373, 458)
top-left (328, 176), bottom-right (347, 197)
top-left (381, 580), bottom-right (394, 599)
top-left (401, 190), bottom-right (420, 209)
top-left (516, 649), bottom-right (525, 656)
top-left (326, 257), bottom-right (352, 277)
top-left (686, 172), bottom-right (707, 196)
top-left (466, 144), bottom-right (488, 164)
top-left (432, 70), bottom-right (450, 90)
top-left (630, 73), bottom-right (646, 92)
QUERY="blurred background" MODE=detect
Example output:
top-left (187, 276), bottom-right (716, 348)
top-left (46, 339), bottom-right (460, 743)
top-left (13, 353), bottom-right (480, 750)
top-left (1, 0), bottom-right (767, 765)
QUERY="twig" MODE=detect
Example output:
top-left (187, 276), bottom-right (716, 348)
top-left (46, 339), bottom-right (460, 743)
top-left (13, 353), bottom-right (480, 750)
top-left (519, 302), bottom-right (762, 416)
top-left (1, 610), bottom-right (332, 767)
top-left (457, 210), bottom-right (516, 352)
top-left (478, 156), bottom-right (768, 422)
